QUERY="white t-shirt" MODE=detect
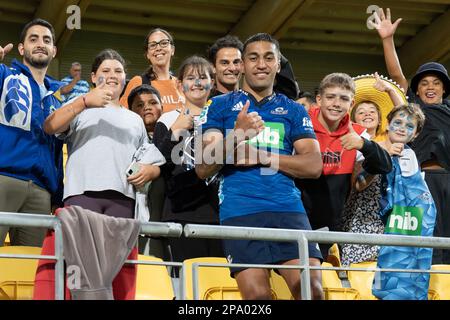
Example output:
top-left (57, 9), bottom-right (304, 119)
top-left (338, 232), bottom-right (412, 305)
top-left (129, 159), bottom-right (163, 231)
top-left (60, 104), bottom-right (148, 200)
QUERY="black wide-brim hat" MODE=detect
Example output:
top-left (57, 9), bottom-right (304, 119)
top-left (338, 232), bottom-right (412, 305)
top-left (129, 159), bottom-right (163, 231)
top-left (410, 62), bottom-right (450, 99)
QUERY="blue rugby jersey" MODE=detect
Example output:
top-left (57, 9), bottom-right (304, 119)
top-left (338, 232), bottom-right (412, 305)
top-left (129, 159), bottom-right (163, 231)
top-left (199, 90), bottom-right (316, 221)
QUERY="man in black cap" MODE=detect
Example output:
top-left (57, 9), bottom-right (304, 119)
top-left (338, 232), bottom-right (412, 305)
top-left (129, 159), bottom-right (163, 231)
top-left (372, 7), bottom-right (450, 264)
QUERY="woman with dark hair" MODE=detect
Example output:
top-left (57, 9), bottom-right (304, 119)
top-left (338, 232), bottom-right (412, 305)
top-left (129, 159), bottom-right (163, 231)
top-left (372, 7), bottom-right (450, 264)
top-left (120, 28), bottom-right (184, 112)
top-left (40, 49), bottom-right (163, 300)
top-left (153, 56), bottom-right (224, 271)
top-left (45, 48), bottom-right (161, 218)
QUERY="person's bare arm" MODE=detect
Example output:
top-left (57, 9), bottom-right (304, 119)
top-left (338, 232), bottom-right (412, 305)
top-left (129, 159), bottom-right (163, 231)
top-left (195, 130), bottom-right (226, 179)
top-left (264, 138), bottom-right (322, 179)
top-left (44, 81), bottom-right (113, 135)
top-left (60, 76), bottom-right (80, 95)
top-left (370, 8), bottom-right (408, 92)
top-left (373, 72), bottom-right (404, 106)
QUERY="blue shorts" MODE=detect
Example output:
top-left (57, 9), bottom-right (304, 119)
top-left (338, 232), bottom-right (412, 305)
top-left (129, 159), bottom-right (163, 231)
top-left (222, 212), bottom-right (323, 277)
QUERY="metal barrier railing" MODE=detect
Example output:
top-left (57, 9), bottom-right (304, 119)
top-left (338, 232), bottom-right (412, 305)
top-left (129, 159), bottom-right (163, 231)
top-left (2, 212), bottom-right (450, 300)
top-left (184, 223), bottom-right (450, 300)
top-left (0, 212), bottom-right (183, 300)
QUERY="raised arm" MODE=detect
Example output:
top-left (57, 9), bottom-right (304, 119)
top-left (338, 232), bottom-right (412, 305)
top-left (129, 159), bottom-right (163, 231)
top-left (44, 81), bottom-right (113, 135)
top-left (60, 75), bottom-right (80, 95)
top-left (373, 72), bottom-right (404, 106)
top-left (370, 8), bottom-right (408, 92)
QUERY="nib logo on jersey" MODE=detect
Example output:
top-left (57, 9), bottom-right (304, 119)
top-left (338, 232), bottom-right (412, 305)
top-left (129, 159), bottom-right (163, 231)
top-left (248, 122), bottom-right (284, 149)
top-left (385, 205), bottom-right (423, 236)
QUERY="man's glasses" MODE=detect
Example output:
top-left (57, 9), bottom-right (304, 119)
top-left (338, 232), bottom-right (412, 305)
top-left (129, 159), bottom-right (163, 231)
top-left (148, 39), bottom-right (171, 50)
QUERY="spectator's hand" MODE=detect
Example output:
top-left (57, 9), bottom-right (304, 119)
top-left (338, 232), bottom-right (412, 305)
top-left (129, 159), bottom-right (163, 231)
top-left (373, 72), bottom-right (392, 93)
top-left (369, 8), bottom-right (402, 40)
top-left (234, 100), bottom-right (264, 142)
top-left (0, 43), bottom-right (13, 61)
top-left (73, 72), bottom-right (81, 82)
top-left (386, 142), bottom-right (404, 156)
top-left (84, 80), bottom-right (113, 108)
top-left (341, 122), bottom-right (364, 150)
top-left (171, 105), bottom-right (194, 132)
top-left (127, 163), bottom-right (160, 188)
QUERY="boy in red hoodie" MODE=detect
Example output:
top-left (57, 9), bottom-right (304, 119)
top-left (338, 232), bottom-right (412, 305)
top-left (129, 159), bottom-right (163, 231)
top-left (296, 73), bottom-right (392, 258)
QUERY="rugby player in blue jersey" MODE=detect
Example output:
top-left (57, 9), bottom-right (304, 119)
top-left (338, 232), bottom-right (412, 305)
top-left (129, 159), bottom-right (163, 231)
top-left (196, 33), bottom-right (324, 300)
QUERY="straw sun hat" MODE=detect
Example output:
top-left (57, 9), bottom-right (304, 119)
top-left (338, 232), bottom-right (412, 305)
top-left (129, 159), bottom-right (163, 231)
top-left (352, 74), bottom-right (407, 139)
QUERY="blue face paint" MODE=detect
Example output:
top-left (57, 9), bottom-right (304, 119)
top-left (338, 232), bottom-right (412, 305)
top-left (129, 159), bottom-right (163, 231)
top-left (194, 78), bottom-right (201, 86)
top-left (388, 114), bottom-right (418, 142)
top-left (97, 76), bottom-right (105, 86)
top-left (203, 83), bottom-right (211, 91)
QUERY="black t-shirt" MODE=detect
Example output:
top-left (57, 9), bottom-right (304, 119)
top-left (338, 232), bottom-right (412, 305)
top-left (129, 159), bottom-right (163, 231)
top-left (407, 88), bottom-right (450, 170)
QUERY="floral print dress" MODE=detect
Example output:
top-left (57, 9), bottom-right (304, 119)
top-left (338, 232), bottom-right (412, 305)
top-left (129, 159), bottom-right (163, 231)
top-left (340, 175), bottom-right (385, 266)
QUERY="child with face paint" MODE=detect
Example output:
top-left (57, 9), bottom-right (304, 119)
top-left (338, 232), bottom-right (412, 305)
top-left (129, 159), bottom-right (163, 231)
top-left (371, 104), bottom-right (438, 300)
top-left (153, 56), bottom-right (224, 272)
top-left (378, 104), bottom-right (425, 159)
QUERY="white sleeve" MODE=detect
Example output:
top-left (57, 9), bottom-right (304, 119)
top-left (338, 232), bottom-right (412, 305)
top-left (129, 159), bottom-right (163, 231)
top-left (355, 129), bottom-right (371, 162)
top-left (399, 148), bottom-right (419, 177)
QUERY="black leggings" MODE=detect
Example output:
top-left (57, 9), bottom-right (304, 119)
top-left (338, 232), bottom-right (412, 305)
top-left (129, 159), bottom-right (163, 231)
top-left (425, 170), bottom-right (450, 264)
top-left (64, 190), bottom-right (135, 219)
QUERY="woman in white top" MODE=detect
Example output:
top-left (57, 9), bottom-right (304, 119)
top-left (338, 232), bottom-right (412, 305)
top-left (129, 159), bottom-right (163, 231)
top-left (44, 49), bottom-right (161, 219)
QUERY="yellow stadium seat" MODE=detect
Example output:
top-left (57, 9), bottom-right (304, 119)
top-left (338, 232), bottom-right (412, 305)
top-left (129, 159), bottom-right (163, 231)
top-left (428, 264), bottom-right (450, 300)
top-left (0, 246), bottom-right (41, 300)
top-left (135, 254), bottom-right (175, 300)
top-left (4, 233), bottom-right (10, 246)
top-left (347, 261), bottom-right (377, 300)
top-left (327, 243), bottom-right (341, 268)
top-left (269, 270), bottom-right (294, 300)
top-left (184, 257), bottom-right (306, 300)
top-left (321, 262), bottom-right (360, 300)
top-left (63, 144), bottom-right (68, 183)
top-left (183, 257), bottom-right (242, 300)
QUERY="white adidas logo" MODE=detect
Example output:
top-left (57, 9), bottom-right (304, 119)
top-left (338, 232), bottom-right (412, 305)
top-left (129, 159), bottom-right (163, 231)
top-left (231, 101), bottom-right (244, 111)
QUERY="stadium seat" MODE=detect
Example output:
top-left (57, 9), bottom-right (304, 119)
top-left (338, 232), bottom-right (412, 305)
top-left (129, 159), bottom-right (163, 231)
top-left (183, 257), bottom-right (242, 300)
top-left (327, 243), bottom-right (341, 268)
top-left (0, 246), bottom-right (41, 300)
top-left (269, 270), bottom-right (294, 300)
top-left (428, 264), bottom-right (450, 300)
top-left (135, 254), bottom-right (175, 300)
top-left (63, 143), bottom-right (68, 183)
top-left (321, 262), bottom-right (360, 300)
top-left (347, 261), bottom-right (377, 300)
top-left (4, 233), bottom-right (10, 246)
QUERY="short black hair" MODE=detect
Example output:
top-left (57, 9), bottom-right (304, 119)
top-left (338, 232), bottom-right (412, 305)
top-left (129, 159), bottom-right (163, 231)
top-left (243, 33), bottom-right (280, 58)
top-left (20, 18), bottom-right (56, 44)
top-left (298, 91), bottom-right (316, 104)
top-left (207, 35), bottom-right (243, 65)
top-left (128, 84), bottom-right (162, 109)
